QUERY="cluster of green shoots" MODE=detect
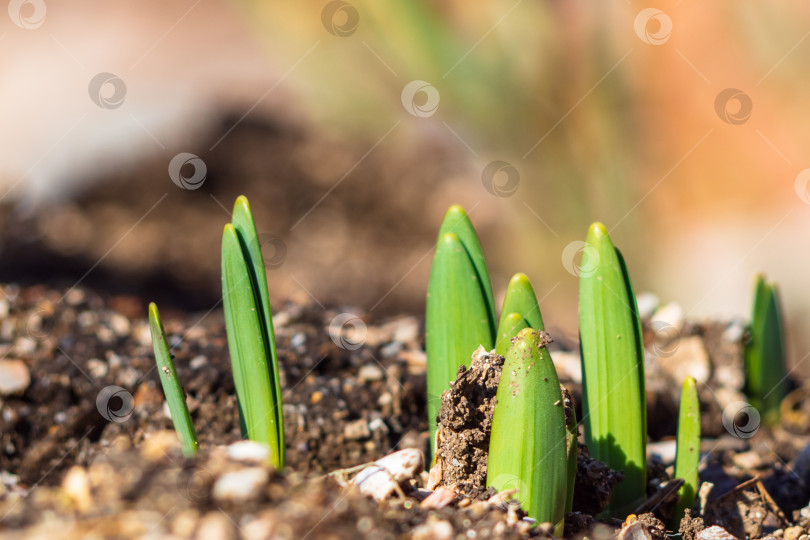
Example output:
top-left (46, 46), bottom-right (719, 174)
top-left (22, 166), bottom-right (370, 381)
top-left (149, 196), bottom-right (284, 468)
top-left (426, 205), bottom-right (789, 530)
top-left (144, 197), bottom-right (787, 532)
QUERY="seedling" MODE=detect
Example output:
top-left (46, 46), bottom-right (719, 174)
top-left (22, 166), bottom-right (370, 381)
top-left (672, 376), bottom-right (700, 528)
top-left (578, 222), bottom-right (646, 515)
top-left (222, 196), bottom-right (285, 469)
top-left (148, 196), bottom-right (284, 468)
top-left (425, 205), bottom-right (496, 445)
top-left (487, 328), bottom-right (567, 536)
top-left (495, 273), bottom-right (543, 356)
top-left (744, 274), bottom-right (787, 427)
top-left (148, 303), bottom-right (198, 457)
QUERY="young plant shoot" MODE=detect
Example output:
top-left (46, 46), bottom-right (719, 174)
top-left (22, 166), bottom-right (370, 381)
top-left (673, 376), bottom-right (700, 528)
top-left (148, 302), bottom-right (198, 457)
top-left (744, 274), bottom-right (787, 426)
top-left (487, 328), bottom-right (567, 536)
top-left (495, 273), bottom-right (543, 356)
top-left (578, 222), bottom-right (646, 515)
top-left (426, 205), bottom-right (495, 445)
top-left (222, 196), bottom-right (285, 469)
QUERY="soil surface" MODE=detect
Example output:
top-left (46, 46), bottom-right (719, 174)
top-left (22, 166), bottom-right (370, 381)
top-left (2, 283), bottom-right (810, 538)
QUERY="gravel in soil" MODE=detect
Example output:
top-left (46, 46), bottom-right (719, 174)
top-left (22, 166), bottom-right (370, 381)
top-left (3, 284), bottom-right (810, 538)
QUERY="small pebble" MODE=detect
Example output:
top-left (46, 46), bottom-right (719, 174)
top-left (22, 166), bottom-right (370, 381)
top-left (380, 341), bottom-right (401, 358)
top-left (392, 317), bottom-right (419, 343)
top-left (0, 360), bottom-right (30, 396)
top-left (77, 311), bottom-right (97, 329)
top-left (109, 313), bottom-right (130, 337)
top-left (358, 364), bottom-right (384, 382)
top-left (62, 466), bottom-right (92, 512)
top-left (651, 302), bottom-right (684, 331)
top-left (291, 333), bottom-right (306, 349)
top-left (697, 525), bottom-right (740, 540)
top-left (785, 527), bottom-right (805, 540)
top-left (723, 320), bottom-right (745, 343)
top-left (196, 512), bottom-right (237, 540)
top-left (64, 289), bottom-right (85, 306)
top-left (412, 519), bottom-right (453, 540)
top-left (344, 419), bottom-right (370, 440)
top-left (190, 355), bottom-right (207, 369)
top-left (226, 441), bottom-right (270, 463)
top-left (212, 468), bottom-right (269, 504)
top-left (368, 418), bottom-right (389, 434)
top-left (87, 358), bottom-right (108, 378)
top-left (13, 338), bottom-right (35, 356)
top-left (636, 292), bottom-right (660, 320)
top-left (141, 430), bottom-right (181, 461)
top-left (421, 486), bottom-right (456, 509)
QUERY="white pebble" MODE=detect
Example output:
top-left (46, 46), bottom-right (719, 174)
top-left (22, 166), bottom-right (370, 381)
top-left (109, 313), bottom-right (130, 337)
top-left (358, 364), bottom-right (384, 382)
top-left (190, 355), bottom-right (208, 369)
top-left (0, 360), bottom-right (30, 395)
top-left (212, 468), bottom-right (269, 504)
top-left (226, 441), bottom-right (270, 463)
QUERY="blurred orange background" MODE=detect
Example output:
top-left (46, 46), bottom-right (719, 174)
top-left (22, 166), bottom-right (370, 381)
top-left (1, 1), bottom-right (809, 366)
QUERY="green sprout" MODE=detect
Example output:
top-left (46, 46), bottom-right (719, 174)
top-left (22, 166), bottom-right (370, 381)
top-left (578, 222), bottom-right (646, 515)
top-left (148, 302), bottom-right (198, 457)
top-left (495, 273), bottom-right (543, 356)
top-left (744, 274), bottom-right (787, 427)
top-left (222, 196), bottom-right (285, 469)
top-left (487, 328), bottom-right (567, 536)
top-left (425, 205), bottom-right (496, 446)
top-left (672, 376), bottom-right (700, 528)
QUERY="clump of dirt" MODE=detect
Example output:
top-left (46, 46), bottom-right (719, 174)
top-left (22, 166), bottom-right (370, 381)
top-left (434, 346), bottom-right (504, 498)
top-left (432, 342), bottom-right (623, 516)
top-left (635, 513), bottom-right (668, 540)
top-left (679, 509), bottom-right (705, 540)
top-left (572, 443), bottom-right (624, 515)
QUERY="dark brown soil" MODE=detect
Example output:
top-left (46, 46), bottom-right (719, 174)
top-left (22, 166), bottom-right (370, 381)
top-left (3, 282), bottom-right (810, 538)
top-left (0, 283), bottom-right (428, 490)
top-left (434, 346), bottom-right (503, 498)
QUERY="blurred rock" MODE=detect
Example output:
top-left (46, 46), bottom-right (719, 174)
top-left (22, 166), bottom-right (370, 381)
top-left (0, 360), bottom-right (30, 396)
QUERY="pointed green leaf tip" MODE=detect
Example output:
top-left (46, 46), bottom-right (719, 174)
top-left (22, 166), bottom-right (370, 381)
top-left (488, 328), bottom-right (567, 536)
top-left (744, 274), bottom-right (786, 427)
top-left (495, 273), bottom-right (544, 356)
top-left (426, 205), bottom-right (495, 449)
top-left (673, 376), bottom-right (700, 528)
top-left (148, 302), bottom-right (198, 457)
top-left (222, 197), bottom-right (284, 469)
top-left (578, 223), bottom-right (646, 515)
top-left (436, 205), bottom-right (497, 336)
top-left (495, 313), bottom-right (529, 356)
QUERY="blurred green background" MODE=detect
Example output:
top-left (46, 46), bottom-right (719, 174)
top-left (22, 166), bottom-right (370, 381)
top-left (1, 0), bottom-right (809, 366)
top-left (239, 1), bottom-right (810, 357)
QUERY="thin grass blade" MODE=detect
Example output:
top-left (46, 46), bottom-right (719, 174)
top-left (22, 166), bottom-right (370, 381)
top-left (487, 328), bottom-right (567, 535)
top-left (231, 196), bottom-right (285, 464)
top-left (578, 222), bottom-right (646, 515)
top-left (148, 303), bottom-right (198, 457)
top-left (672, 376), bottom-right (700, 527)
top-left (222, 223), bottom-right (284, 469)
